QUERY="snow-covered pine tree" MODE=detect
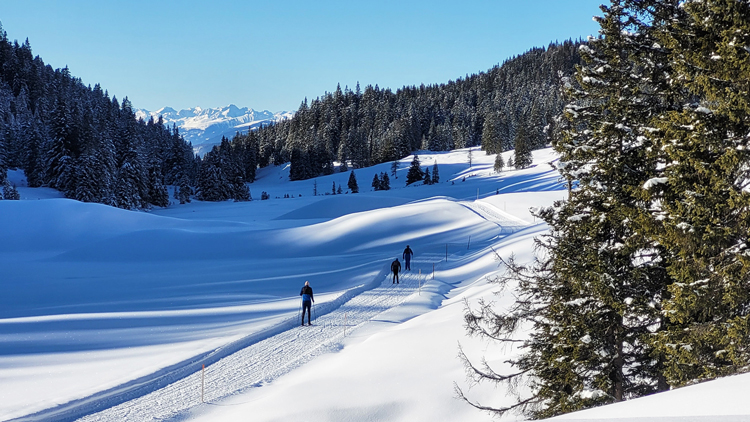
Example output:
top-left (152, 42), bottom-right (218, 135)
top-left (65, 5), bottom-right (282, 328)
top-left (513, 125), bottom-right (533, 169)
top-left (381, 172), bottom-right (390, 190)
top-left (347, 170), bottom-right (358, 193)
top-left (2, 179), bottom-right (19, 200)
top-left (232, 175), bottom-right (250, 202)
top-left (481, 113), bottom-right (501, 155)
top-left (24, 119), bottom-right (45, 188)
top-left (371, 173), bottom-right (381, 191)
top-left (405, 155), bottom-right (423, 185)
top-left (176, 175), bottom-right (192, 204)
top-left (195, 162), bottom-right (229, 202)
top-left (458, 1), bottom-right (676, 418)
top-left (494, 152), bottom-right (504, 172)
top-left (423, 167), bottom-right (431, 185)
top-left (45, 96), bottom-right (73, 191)
top-left (146, 164), bottom-right (170, 207)
top-left (644, 0), bottom-right (750, 387)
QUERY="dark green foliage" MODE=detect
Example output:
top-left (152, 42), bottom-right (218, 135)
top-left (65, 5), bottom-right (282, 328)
top-left (431, 163), bottom-right (439, 184)
top-left (423, 167), bottom-right (431, 185)
top-left (462, 0), bottom-right (750, 419)
top-left (493, 153), bottom-right (504, 172)
top-left (2, 179), bottom-right (19, 199)
top-left (405, 155), bottom-right (424, 185)
top-left (371, 174), bottom-right (381, 191)
top-left (198, 42), bottom-right (582, 182)
top-left (347, 170), bottom-right (358, 193)
top-left (643, 0), bottom-right (750, 387)
top-left (175, 175), bottom-right (192, 204)
top-left (513, 126), bottom-right (533, 169)
top-left (458, 1), bottom-right (679, 418)
top-left (381, 172), bottom-right (390, 190)
top-left (0, 29), bottom-right (196, 209)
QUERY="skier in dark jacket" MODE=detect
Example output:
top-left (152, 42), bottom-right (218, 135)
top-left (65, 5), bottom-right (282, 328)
top-left (403, 245), bottom-right (414, 270)
top-left (300, 280), bottom-right (314, 326)
top-left (391, 258), bottom-right (401, 284)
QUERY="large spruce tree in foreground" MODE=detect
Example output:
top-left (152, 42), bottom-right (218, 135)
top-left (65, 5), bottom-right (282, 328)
top-left (643, 0), bottom-right (750, 387)
top-left (458, 0), bottom-right (682, 418)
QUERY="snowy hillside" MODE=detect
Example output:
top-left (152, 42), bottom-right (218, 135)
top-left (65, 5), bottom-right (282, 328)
top-left (135, 105), bottom-right (293, 155)
top-left (1, 147), bottom-right (748, 422)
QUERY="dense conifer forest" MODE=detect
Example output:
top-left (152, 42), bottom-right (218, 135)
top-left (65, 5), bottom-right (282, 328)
top-left (0, 25), bottom-right (196, 208)
top-left (199, 40), bottom-right (583, 195)
top-left (0, 21), bottom-right (582, 205)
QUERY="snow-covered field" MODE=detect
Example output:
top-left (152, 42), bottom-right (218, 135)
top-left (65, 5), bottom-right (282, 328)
top-left (2, 147), bottom-right (748, 422)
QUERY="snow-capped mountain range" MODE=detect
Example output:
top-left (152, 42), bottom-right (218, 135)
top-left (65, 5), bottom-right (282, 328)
top-left (135, 105), bottom-right (293, 156)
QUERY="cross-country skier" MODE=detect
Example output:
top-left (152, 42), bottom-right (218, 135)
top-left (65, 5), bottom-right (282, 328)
top-left (403, 245), bottom-right (414, 270)
top-left (300, 280), bottom-right (314, 326)
top-left (391, 258), bottom-right (401, 284)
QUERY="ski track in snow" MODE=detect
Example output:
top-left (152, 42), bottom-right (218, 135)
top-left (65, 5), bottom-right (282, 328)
top-left (459, 200), bottom-right (528, 232)
top-left (72, 268), bottom-right (432, 422)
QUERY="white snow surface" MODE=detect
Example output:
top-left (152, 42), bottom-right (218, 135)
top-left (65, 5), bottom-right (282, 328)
top-left (2, 147), bottom-right (748, 422)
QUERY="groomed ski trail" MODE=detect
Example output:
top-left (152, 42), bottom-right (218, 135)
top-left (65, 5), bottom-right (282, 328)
top-left (459, 200), bottom-right (528, 233)
top-left (71, 268), bottom-right (429, 422)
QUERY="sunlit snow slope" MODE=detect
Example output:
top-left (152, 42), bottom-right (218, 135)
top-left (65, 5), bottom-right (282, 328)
top-left (3, 147), bottom-right (745, 422)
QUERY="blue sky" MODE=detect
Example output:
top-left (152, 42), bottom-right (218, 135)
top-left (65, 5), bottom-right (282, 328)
top-left (1, 0), bottom-right (603, 113)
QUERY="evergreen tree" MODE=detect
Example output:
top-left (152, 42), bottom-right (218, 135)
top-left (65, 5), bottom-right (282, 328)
top-left (431, 162), bottom-right (439, 183)
top-left (423, 167), bottom-right (431, 185)
top-left (458, 1), bottom-right (677, 418)
top-left (347, 170), bottom-right (359, 193)
top-left (513, 125), bottom-right (533, 169)
top-left (232, 175), bottom-right (250, 201)
top-left (372, 173), bottom-right (381, 191)
top-left (481, 113), bottom-right (501, 154)
top-left (494, 153), bottom-right (504, 172)
top-left (332, 181), bottom-right (336, 195)
top-left (176, 175), bottom-right (192, 204)
top-left (193, 42), bottom-right (582, 183)
top-left (391, 160), bottom-right (399, 179)
top-left (381, 172), bottom-right (390, 190)
top-left (146, 165), bottom-right (170, 207)
top-left (2, 179), bottom-right (19, 200)
top-left (644, 0), bottom-right (750, 387)
top-left (405, 155), bottom-right (424, 185)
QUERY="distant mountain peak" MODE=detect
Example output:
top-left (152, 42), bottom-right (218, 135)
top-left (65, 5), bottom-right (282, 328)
top-left (135, 105), bottom-right (293, 156)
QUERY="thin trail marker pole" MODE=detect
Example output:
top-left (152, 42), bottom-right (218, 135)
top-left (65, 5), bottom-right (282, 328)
top-left (432, 263), bottom-right (435, 280)
top-left (201, 364), bottom-right (205, 403)
top-left (445, 244), bottom-right (448, 262)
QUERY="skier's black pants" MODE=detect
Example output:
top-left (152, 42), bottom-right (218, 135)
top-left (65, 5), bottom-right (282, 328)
top-left (392, 270), bottom-right (399, 283)
top-left (302, 300), bottom-right (312, 324)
